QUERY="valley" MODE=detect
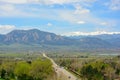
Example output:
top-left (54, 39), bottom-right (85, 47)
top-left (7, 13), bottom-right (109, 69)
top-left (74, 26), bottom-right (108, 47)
top-left (0, 29), bottom-right (120, 80)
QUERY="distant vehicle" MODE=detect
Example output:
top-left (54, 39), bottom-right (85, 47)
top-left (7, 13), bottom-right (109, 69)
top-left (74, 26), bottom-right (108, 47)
top-left (55, 69), bottom-right (57, 71)
top-left (60, 67), bottom-right (64, 69)
top-left (68, 76), bottom-right (71, 79)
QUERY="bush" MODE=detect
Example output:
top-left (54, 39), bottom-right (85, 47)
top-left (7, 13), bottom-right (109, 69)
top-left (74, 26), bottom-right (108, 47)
top-left (0, 59), bottom-right (54, 80)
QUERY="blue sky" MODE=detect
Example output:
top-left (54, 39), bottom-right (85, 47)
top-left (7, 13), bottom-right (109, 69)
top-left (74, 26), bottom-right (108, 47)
top-left (0, 0), bottom-right (120, 36)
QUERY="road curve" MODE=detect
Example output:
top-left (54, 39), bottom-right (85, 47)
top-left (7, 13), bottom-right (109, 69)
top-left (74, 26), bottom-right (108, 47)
top-left (43, 53), bottom-right (79, 80)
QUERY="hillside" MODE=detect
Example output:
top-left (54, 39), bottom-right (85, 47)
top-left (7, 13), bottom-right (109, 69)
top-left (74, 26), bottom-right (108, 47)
top-left (0, 29), bottom-right (120, 52)
top-left (1, 29), bottom-right (73, 45)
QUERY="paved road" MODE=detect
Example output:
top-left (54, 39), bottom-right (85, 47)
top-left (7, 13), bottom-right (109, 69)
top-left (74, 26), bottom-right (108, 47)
top-left (43, 53), bottom-right (79, 80)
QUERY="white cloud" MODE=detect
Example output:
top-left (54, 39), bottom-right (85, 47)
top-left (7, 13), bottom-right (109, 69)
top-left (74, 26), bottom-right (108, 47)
top-left (75, 9), bottom-right (90, 14)
top-left (106, 0), bottom-right (120, 10)
top-left (0, 4), bottom-right (14, 11)
top-left (0, 0), bottom-right (97, 5)
top-left (0, 0), bottom-right (118, 30)
top-left (100, 22), bottom-right (108, 26)
top-left (46, 0), bottom-right (97, 5)
top-left (0, 25), bottom-right (16, 34)
top-left (0, 4), bottom-right (37, 17)
top-left (47, 23), bottom-right (52, 26)
top-left (77, 21), bottom-right (86, 24)
top-left (57, 7), bottom-right (117, 28)
top-left (0, 0), bottom-right (93, 19)
top-left (100, 20), bottom-right (117, 28)
top-left (0, 25), bottom-right (15, 29)
top-left (74, 4), bottom-right (90, 14)
top-left (0, 4), bottom-right (15, 16)
top-left (0, 0), bottom-right (27, 4)
top-left (63, 31), bottom-right (120, 36)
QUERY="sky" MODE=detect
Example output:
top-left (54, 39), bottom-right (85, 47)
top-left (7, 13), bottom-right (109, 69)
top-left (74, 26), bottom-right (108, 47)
top-left (0, 0), bottom-right (120, 36)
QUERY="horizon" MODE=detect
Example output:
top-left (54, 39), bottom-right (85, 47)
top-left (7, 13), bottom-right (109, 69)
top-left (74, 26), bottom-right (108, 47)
top-left (0, 0), bottom-right (120, 35)
top-left (0, 28), bottom-right (120, 36)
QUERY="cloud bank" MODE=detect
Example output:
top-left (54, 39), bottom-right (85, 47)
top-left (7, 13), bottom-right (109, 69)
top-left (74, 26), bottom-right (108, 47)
top-left (0, 25), bottom-right (16, 34)
top-left (63, 31), bottom-right (120, 36)
top-left (0, 0), bottom-right (119, 34)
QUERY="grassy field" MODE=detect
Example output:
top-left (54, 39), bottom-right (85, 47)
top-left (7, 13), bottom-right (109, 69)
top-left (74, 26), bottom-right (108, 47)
top-left (0, 48), bottom-right (120, 80)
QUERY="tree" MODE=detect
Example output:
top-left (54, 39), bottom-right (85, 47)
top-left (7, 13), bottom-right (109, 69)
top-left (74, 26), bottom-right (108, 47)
top-left (14, 61), bottom-right (31, 80)
top-left (0, 61), bottom-right (15, 79)
top-left (29, 59), bottom-right (53, 80)
top-left (0, 69), bottom-right (6, 79)
top-left (80, 63), bottom-right (104, 80)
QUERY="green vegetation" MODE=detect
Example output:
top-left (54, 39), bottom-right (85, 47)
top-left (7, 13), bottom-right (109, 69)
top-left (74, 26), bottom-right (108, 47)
top-left (0, 52), bottom-right (120, 80)
top-left (0, 57), bottom-right (54, 80)
top-left (53, 55), bottom-right (120, 80)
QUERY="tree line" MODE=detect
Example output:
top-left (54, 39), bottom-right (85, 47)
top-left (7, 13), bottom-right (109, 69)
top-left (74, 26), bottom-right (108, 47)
top-left (0, 59), bottom-right (54, 80)
top-left (54, 56), bottom-right (120, 80)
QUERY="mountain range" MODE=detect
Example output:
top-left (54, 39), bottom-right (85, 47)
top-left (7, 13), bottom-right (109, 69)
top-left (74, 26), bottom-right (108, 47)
top-left (0, 29), bottom-right (120, 50)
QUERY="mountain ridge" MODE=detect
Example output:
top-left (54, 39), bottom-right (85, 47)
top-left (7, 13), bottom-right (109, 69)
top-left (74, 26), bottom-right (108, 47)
top-left (0, 29), bottom-right (74, 45)
top-left (0, 29), bottom-right (119, 49)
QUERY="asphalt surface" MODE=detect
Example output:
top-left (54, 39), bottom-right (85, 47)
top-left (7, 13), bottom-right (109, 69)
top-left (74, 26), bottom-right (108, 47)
top-left (43, 53), bottom-right (79, 80)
